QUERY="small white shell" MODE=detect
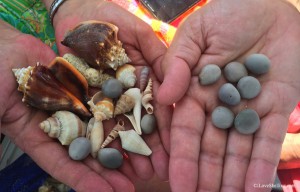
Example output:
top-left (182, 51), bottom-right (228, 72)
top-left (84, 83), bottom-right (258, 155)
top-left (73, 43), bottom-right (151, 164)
top-left (12, 66), bottom-right (34, 92)
top-left (114, 94), bottom-right (135, 117)
top-left (119, 130), bottom-right (152, 156)
top-left (101, 120), bottom-right (125, 148)
top-left (124, 88), bottom-right (142, 135)
top-left (116, 64), bottom-right (137, 88)
top-left (87, 117), bottom-right (104, 158)
top-left (87, 91), bottom-right (114, 121)
top-left (139, 66), bottom-right (150, 92)
top-left (142, 78), bottom-right (154, 114)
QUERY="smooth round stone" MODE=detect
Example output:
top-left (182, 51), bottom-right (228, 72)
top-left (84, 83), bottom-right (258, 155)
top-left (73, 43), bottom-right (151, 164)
top-left (212, 106), bottom-right (234, 129)
top-left (141, 114), bottom-right (157, 134)
top-left (218, 83), bottom-right (241, 106)
top-left (68, 137), bottom-right (91, 161)
top-left (199, 64), bottom-right (221, 85)
top-left (97, 148), bottom-right (123, 169)
top-left (244, 54), bottom-right (271, 75)
top-left (224, 61), bottom-right (248, 83)
top-left (234, 109), bottom-right (260, 134)
top-left (101, 79), bottom-right (123, 99)
top-left (237, 76), bottom-right (261, 99)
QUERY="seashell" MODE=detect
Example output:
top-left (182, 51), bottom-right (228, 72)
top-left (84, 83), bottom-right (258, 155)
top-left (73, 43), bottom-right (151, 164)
top-left (87, 117), bottom-right (104, 158)
top-left (119, 130), bottom-right (152, 156)
top-left (114, 94), bottom-right (135, 117)
top-left (61, 20), bottom-right (131, 70)
top-left (12, 64), bottom-right (91, 117)
top-left (142, 78), bottom-right (154, 114)
top-left (124, 112), bottom-right (139, 135)
top-left (124, 88), bottom-right (142, 135)
top-left (139, 66), bottom-right (150, 92)
top-left (87, 91), bottom-right (114, 121)
top-left (116, 64), bottom-right (137, 88)
top-left (39, 111), bottom-right (87, 145)
top-left (63, 53), bottom-right (113, 87)
top-left (101, 120), bottom-right (125, 148)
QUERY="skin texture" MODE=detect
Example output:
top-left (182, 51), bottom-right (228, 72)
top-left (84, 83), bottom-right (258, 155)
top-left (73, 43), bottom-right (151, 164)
top-left (157, 0), bottom-right (300, 191)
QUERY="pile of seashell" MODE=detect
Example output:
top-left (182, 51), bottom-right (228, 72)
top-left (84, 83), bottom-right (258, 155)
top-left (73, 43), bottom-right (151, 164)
top-left (12, 20), bottom-right (157, 169)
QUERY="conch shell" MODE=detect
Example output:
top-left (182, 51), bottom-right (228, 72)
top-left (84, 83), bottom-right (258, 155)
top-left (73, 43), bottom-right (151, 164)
top-left (63, 53), bottom-right (113, 87)
top-left (116, 64), bottom-right (136, 88)
top-left (139, 66), bottom-right (150, 92)
top-left (124, 88), bottom-right (142, 135)
top-left (39, 111), bottom-right (87, 145)
top-left (86, 117), bottom-right (104, 158)
top-left (101, 120), bottom-right (125, 148)
top-left (87, 91), bottom-right (114, 121)
top-left (12, 62), bottom-right (91, 117)
top-left (119, 130), bottom-right (152, 156)
top-left (142, 78), bottom-right (154, 114)
top-left (114, 94), bottom-right (135, 117)
top-left (61, 20), bottom-right (131, 70)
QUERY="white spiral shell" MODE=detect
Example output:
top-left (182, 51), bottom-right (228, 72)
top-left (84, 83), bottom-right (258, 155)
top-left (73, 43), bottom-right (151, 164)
top-left (116, 64), bottom-right (137, 88)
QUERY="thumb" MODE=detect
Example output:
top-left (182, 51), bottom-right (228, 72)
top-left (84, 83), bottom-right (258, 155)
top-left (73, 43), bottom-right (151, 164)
top-left (157, 17), bottom-right (203, 105)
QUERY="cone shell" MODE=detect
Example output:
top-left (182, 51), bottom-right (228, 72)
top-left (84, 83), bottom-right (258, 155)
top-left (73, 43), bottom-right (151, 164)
top-left (139, 66), bottom-right (150, 92)
top-left (12, 64), bottom-right (91, 117)
top-left (101, 120), bottom-right (125, 148)
top-left (142, 78), bottom-right (154, 114)
top-left (39, 111), bottom-right (87, 145)
top-left (61, 20), bottom-right (131, 70)
top-left (124, 88), bottom-right (142, 135)
top-left (119, 130), bottom-right (152, 156)
top-left (87, 91), bottom-right (114, 121)
top-left (116, 64), bottom-right (136, 88)
top-left (63, 53), bottom-right (113, 87)
top-left (114, 94), bottom-right (135, 117)
top-left (87, 117), bottom-right (104, 158)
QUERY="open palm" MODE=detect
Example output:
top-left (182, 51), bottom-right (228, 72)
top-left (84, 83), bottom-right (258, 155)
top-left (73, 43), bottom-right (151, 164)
top-left (157, 0), bottom-right (300, 191)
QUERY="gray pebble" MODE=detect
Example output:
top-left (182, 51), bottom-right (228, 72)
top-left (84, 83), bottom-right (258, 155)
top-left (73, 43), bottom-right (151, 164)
top-left (141, 114), bottom-right (157, 134)
top-left (234, 109), bottom-right (260, 134)
top-left (97, 148), bottom-right (123, 169)
top-left (68, 137), bottom-right (91, 161)
top-left (212, 106), bottom-right (234, 129)
top-left (244, 54), bottom-right (271, 75)
top-left (237, 76), bottom-right (261, 99)
top-left (199, 64), bottom-right (221, 85)
top-left (102, 79), bottom-right (123, 99)
top-left (224, 61), bottom-right (248, 83)
top-left (218, 83), bottom-right (241, 106)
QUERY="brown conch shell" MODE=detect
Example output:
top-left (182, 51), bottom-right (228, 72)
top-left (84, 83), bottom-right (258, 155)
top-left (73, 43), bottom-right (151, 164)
top-left (101, 120), bottom-right (125, 148)
top-left (116, 64), bottom-right (137, 88)
top-left (142, 78), bottom-right (154, 114)
top-left (61, 20), bottom-right (131, 70)
top-left (63, 53), bottom-right (113, 87)
top-left (87, 91), bottom-right (114, 121)
top-left (114, 94), bottom-right (135, 117)
top-left (39, 111), bottom-right (87, 145)
top-left (12, 63), bottom-right (91, 117)
top-left (139, 66), bottom-right (150, 92)
top-left (86, 117), bottom-right (104, 158)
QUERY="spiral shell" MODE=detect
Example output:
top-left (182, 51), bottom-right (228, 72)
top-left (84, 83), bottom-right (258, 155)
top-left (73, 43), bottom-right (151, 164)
top-left (61, 20), bottom-right (131, 70)
top-left (116, 64), bottom-right (136, 88)
top-left (63, 53), bottom-right (113, 87)
top-left (142, 78), bottom-right (154, 114)
top-left (87, 91), bottom-right (114, 121)
top-left (114, 94), bottom-right (135, 117)
top-left (101, 120), bottom-right (125, 148)
top-left (12, 62), bottom-right (91, 117)
top-left (87, 117), bottom-right (104, 158)
top-left (39, 111), bottom-right (87, 145)
top-left (139, 66), bottom-right (150, 92)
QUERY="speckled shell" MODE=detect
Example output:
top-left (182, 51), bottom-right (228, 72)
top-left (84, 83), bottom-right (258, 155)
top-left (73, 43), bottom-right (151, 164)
top-left (114, 94), bottom-right (135, 117)
top-left (39, 111), bottom-right (87, 145)
top-left (142, 78), bottom-right (154, 114)
top-left (139, 66), bottom-right (150, 92)
top-left (61, 20), bottom-right (131, 70)
top-left (116, 64), bottom-right (137, 88)
top-left (119, 130), bottom-right (152, 156)
top-left (87, 91), bottom-right (114, 121)
top-left (86, 117), bottom-right (104, 158)
top-left (101, 120), bottom-right (125, 148)
top-left (63, 53), bottom-right (113, 87)
top-left (12, 62), bottom-right (91, 117)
